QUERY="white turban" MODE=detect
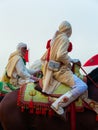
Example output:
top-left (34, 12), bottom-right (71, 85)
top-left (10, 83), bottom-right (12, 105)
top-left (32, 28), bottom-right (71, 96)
top-left (59, 21), bottom-right (72, 34)
top-left (17, 42), bottom-right (27, 51)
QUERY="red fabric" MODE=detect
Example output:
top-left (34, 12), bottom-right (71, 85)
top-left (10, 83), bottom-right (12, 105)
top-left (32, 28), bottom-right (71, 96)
top-left (67, 42), bottom-right (73, 52)
top-left (24, 49), bottom-right (29, 62)
top-left (70, 102), bottom-right (76, 130)
top-left (83, 54), bottom-right (98, 67)
top-left (46, 39), bottom-right (51, 49)
top-left (29, 101), bottom-right (34, 113)
top-left (17, 85), bottom-right (55, 116)
top-left (46, 39), bottom-right (51, 61)
top-left (96, 115), bottom-right (98, 121)
top-left (46, 48), bottom-right (51, 61)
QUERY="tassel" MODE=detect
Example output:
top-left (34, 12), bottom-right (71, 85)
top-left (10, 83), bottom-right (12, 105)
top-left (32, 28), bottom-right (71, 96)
top-left (48, 109), bottom-right (54, 117)
top-left (29, 101), bottom-right (33, 108)
top-left (29, 101), bottom-right (34, 113)
top-left (30, 108), bottom-right (34, 113)
top-left (36, 108), bottom-right (41, 115)
top-left (21, 106), bottom-right (24, 112)
top-left (41, 108), bottom-right (46, 115)
top-left (96, 115), bottom-right (98, 121)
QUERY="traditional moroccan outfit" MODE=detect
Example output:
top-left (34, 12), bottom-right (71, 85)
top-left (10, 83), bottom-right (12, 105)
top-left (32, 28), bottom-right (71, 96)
top-left (1, 43), bottom-right (37, 87)
top-left (41, 21), bottom-right (87, 115)
top-left (41, 33), bottom-right (74, 94)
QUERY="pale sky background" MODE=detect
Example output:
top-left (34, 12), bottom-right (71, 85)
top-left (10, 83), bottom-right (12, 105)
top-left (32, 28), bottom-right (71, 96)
top-left (0, 0), bottom-right (98, 77)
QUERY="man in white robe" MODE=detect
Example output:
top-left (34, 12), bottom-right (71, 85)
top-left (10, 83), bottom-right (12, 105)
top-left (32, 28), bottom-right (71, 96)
top-left (41, 20), bottom-right (88, 115)
top-left (1, 42), bottom-right (40, 87)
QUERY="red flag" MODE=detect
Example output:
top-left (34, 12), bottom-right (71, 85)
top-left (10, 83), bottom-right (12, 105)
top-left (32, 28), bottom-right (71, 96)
top-left (83, 54), bottom-right (98, 67)
top-left (24, 49), bottom-right (29, 62)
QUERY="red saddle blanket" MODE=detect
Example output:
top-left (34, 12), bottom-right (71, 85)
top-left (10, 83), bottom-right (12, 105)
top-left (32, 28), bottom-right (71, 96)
top-left (17, 83), bottom-right (55, 116)
top-left (17, 82), bottom-right (85, 116)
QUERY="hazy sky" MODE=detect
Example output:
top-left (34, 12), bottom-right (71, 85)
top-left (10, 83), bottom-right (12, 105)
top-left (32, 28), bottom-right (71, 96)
top-left (0, 0), bottom-right (98, 76)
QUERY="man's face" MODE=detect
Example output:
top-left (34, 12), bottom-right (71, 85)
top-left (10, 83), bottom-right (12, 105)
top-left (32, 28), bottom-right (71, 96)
top-left (21, 46), bottom-right (27, 57)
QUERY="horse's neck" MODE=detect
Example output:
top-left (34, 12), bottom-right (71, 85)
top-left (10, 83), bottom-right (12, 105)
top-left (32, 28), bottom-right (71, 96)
top-left (88, 82), bottom-right (98, 102)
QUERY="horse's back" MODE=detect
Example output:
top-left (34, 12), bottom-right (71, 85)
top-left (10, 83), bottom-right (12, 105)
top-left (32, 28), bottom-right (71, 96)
top-left (1, 66), bottom-right (98, 130)
top-left (0, 90), bottom-right (30, 130)
top-left (0, 89), bottom-right (69, 130)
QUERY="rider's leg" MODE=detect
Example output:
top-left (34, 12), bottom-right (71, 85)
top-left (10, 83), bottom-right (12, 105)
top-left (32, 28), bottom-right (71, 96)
top-left (51, 74), bottom-right (88, 115)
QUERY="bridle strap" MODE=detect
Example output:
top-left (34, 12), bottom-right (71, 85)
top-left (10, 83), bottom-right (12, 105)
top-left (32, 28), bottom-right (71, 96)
top-left (79, 65), bottom-right (98, 88)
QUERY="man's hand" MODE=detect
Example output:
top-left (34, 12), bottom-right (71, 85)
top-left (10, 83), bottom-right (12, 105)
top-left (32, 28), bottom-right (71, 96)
top-left (71, 59), bottom-right (80, 63)
top-left (30, 75), bottom-right (39, 82)
top-left (33, 70), bottom-right (43, 78)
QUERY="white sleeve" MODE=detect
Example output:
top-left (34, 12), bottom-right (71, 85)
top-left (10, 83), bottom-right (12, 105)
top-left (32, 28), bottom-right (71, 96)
top-left (15, 58), bottom-right (31, 78)
top-left (27, 68), bottom-right (40, 75)
top-left (69, 58), bottom-right (80, 63)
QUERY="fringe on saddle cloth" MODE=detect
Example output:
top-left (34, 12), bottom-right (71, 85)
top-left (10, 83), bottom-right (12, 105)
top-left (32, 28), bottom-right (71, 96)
top-left (17, 82), bottom-right (84, 116)
top-left (17, 83), bottom-right (54, 116)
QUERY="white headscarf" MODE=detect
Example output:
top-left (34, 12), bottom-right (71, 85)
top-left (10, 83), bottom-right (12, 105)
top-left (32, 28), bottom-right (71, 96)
top-left (59, 21), bottom-right (71, 32)
top-left (58, 20), bottom-right (72, 37)
top-left (17, 42), bottom-right (27, 51)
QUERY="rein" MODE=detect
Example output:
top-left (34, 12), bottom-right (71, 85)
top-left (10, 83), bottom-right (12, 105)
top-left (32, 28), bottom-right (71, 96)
top-left (79, 65), bottom-right (98, 88)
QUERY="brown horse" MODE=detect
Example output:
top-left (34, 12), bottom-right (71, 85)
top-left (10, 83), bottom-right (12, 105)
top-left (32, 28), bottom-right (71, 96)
top-left (0, 67), bottom-right (98, 130)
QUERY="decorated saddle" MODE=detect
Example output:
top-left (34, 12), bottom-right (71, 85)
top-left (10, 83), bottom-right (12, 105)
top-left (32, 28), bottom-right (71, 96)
top-left (17, 63), bottom-right (98, 118)
top-left (17, 82), bottom-right (84, 116)
top-left (17, 63), bottom-right (85, 116)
